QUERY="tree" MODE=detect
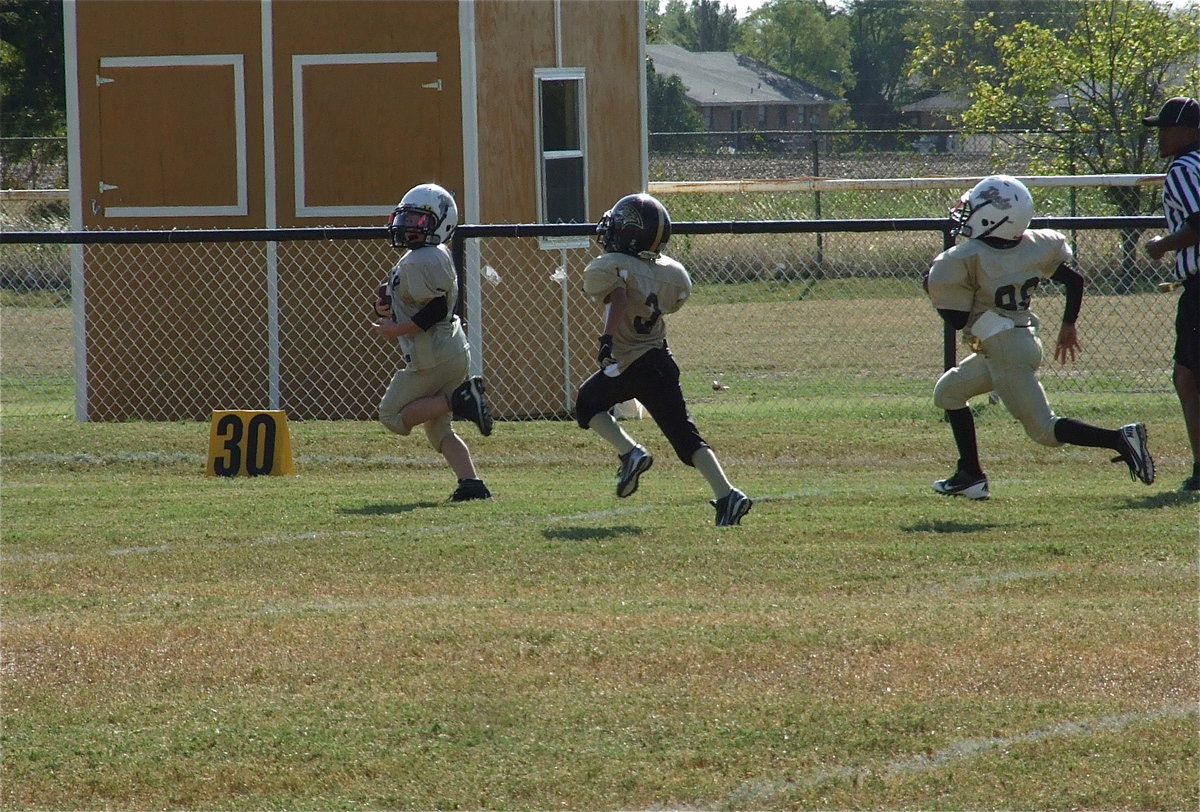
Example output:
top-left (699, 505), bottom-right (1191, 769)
top-left (736, 0), bottom-right (853, 99)
top-left (0, 0), bottom-right (65, 137)
top-left (908, 0), bottom-right (1079, 98)
top-left (656, 0), bottom-right (741, 51)
top-left (646, 57), bottom-right (704, 135)
top-left (844, 0), bottom-right (922, 128)
top-left (945, 0), bottom-right (1199, 216)
top-left (0, 0), bottom-right (66, 186)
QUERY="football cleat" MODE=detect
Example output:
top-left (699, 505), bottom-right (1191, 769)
top-left (932, 469), bottom-right (990, 500)
top-left (450, 377), bottom-right (494, 437)
top-left (449, 478), bottom-right (492, 502)
top-left (1113, 422), bottom-right (1154, 485)
top-left (615, 445), bottom-right (653, 498)
top-left (1180, 473), bottom-right (1200, 492)
top-left (711, 488), bottom-right (752, 526)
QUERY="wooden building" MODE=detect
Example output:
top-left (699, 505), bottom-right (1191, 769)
top-left (65, 0), bottom-right (645, 420)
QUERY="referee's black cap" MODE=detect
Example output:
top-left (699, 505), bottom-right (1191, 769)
top-left (1142, 96), bottom-right (1200, 128)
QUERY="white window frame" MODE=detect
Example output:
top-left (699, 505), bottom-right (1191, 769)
top-left (534, 67), bottom-right (589, 249)
top-left (291, 51), bottom-right (437, 218)
top-left (98, 54), bottom-right (248, 218)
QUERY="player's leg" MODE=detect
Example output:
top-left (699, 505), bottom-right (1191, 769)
top-left (576, 366), bottom-right (652, 497)
top-left (438, 430), bottom-right (490, 501)
top-left (989, 330), bottom-right (1154, 485)
top-left (416, 354), bottom-right (491, 500)
top-left (636, 348), bottom-right (751, 524)
top-left (379, 368), bottom-right (425, 436)
top-left (932, 352), bottom-right (992, 498)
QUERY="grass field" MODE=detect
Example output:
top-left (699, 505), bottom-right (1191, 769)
top-left (2, 398), bottom-right (1197, 810)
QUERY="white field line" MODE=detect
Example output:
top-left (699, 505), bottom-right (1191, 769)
top-left (725, 702), bottom-right (1199, 807)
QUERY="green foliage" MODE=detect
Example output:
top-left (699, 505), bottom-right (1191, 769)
top-left (647, 59), bottom-right (705, 134)
top-left (656, 0), bottom-right (741, 51)
top-left (0, 0), bottom-right (66, 139)
top-left (908, 0), bottom-right (1080, 98)
top-left (912, 0), bottom-right (1200, 214)
top-left (844, 0), bottom-right (924, 127)
top-left (737, 0), bottom-right (854, 97)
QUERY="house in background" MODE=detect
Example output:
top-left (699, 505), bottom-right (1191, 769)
top-left (900, 90), bottom-right (971, 130)
top-left (647, 43), bottom-right (840, 132)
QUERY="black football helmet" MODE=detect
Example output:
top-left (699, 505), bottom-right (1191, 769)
top-left (596, 193), bottom-right (671, 257)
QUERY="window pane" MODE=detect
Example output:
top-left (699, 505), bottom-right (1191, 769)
top-left (544, 156), bottom-right (585, 223)
top-left (540, 80), bottom-right (579, 151)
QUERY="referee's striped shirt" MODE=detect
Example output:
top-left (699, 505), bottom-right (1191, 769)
top-left (1162, 148), bottom-right (1200, 280)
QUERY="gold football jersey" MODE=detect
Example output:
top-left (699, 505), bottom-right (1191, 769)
top-left (387, 244), bottom-right (468, 370)
top-left (583, 252), bottom-right (692, 370)
top-left (927, 229), bottom-right (1072, 328)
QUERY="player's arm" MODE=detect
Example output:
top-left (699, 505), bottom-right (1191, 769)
top-left (1050, 262), bottom-right (1084, 363)
top-left (372, 294), bottom-right (448, 339)
top-left (596, 286), bottom-right (628, 367)
top-left (935, 307), bottom-right (970, 331)
top-left (924, 260), bottom-right (970, 330)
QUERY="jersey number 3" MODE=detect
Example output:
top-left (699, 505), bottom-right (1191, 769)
top-left (633, 293), bottom-right (663, 334)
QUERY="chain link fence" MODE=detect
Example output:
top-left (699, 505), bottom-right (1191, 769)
top-left (0, 126), bottom-right (1179, 422)
top-left (0, 184), bottom-right (1178, 423)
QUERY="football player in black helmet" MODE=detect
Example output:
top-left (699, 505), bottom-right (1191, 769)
top-left (575, 193), bottom-right (752, 526)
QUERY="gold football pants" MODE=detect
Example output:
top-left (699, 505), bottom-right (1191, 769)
top-left (934, 325), bottom-right (1062, 447)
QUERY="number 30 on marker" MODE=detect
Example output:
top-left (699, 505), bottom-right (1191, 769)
top-left (206, 410), bottom-right (295, 476)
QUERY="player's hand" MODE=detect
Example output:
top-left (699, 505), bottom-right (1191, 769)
top-left (372, 319), bottom-right (398, 340)
top-left (373, 283), bottom-right (393, 318)
top-left (597, 334), bottom-right (615, 367)
top-left (1054, 322), bottom-right (1079, 364)
top-left (1144, 236), bottom-right (1167, 261)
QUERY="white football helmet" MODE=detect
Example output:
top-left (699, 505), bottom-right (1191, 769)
top-left (950, 175), bottom-right (1034, 241)
top-left (387, 183), bottom-right (458, 249)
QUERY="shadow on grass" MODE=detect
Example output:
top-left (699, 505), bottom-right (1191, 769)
top-left (902, 519), bottom-right (1010, 534)
top-left (338, 502), bottom-right (443, 515)
top-left (542, 525), bottom-right (645, 542)
top-left (1118, 490), bottom-right (1200, 510)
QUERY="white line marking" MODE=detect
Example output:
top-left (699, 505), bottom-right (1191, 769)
top-left (726, 702), bottom-right (1199, 806)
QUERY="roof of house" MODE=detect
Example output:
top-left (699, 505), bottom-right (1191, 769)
top-left (902, 88), bottom-right (1083, 119)
top-left (646, 43), bottom-right (839, 107)
top-left (900, 91), bottom-right (971, 115)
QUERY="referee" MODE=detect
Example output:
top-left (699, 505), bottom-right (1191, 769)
top-left (1143, 96), bottom-right (1200, 491)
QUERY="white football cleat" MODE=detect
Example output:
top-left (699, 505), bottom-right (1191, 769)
top-left (933, 470), bottom-right (990, 500)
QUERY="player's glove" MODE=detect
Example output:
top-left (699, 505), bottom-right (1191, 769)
top-left (597, 333), bottom-right (615, 368)
top-left (373, 284), bottom-right (392, 319)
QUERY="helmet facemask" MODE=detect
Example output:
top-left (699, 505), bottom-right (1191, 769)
top-left (387, 183), bottom-right (458, 249)
top-left (388, 208), bottom-right (440, 249)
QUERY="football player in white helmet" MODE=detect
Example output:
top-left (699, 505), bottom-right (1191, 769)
top-left (925, 175), bottom-right (1155, 499)
top-left (371, 182), bottom-right (495, 502)
top-left (575, 193), bottom-right (752, 526)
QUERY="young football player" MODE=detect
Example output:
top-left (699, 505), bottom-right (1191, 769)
top-left (924, 175), bottom-right (1155, 499)
top-left (370, 183), bottom-right (494, 502)
top-left (575, 193), bottom-right (752, 526)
